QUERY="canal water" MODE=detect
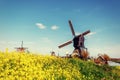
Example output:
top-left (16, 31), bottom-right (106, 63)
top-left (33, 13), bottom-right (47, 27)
top-left (108, 61), bottom-right (120, 66)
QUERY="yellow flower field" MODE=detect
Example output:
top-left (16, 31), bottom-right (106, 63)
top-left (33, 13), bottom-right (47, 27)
top-left (0, 51), bottom-right (120, 80)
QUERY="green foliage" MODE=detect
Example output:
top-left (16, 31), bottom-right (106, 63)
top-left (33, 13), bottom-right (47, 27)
top-left (0, 52), bottom-right (120, 80)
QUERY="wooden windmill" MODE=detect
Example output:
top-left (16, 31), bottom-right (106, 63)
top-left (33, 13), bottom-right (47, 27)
top-left (58, 20), bottom-right (90, 59)
top-left (15, 41), bottom-right (28, 53)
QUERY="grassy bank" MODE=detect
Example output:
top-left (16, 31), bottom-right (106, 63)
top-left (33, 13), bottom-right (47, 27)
top-left (0, 52), bottom-right (120, 80)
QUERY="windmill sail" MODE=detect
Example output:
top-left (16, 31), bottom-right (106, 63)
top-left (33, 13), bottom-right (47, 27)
top-left (58, 40), bottom-right (72, 48)
top-left (58, 30), bottom-right (90, 48)
top-left (77, 30), bottom-right (90, 37)
top-left (58, 20), bottom-right (90, 49)
top-left (68, 20), bottom-right (76, 36)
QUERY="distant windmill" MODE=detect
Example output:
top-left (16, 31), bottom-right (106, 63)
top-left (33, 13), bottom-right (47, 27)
top-left (58, 20), bottom-right (90, 58)
top-left (15, 41), bottom-right (28, 53)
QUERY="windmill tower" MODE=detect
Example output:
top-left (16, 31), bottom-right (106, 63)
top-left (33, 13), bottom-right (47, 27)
top-left (58, 20), bottom-right (90, 59)
top-left (15, 41), bottom-right (28, 53)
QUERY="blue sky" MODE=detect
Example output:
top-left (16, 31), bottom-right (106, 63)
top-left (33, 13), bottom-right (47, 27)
top-left (0, 0), bottom-right (120, 58)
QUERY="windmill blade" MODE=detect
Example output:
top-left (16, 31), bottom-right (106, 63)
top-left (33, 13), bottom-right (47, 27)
top-left (58, 40), bottom-right (72, 48)
top-left (82, 30), bottom-right (90, 36)
top-left (68, 20), bottom-right (75, 36)
top-left (77, 30), bottom-right (90, 37)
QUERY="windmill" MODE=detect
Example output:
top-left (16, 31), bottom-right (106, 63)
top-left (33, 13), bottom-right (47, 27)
top-left (15, 41), bottom-right (28, 53)
top-left (58, 20), bottom-right (90, 59)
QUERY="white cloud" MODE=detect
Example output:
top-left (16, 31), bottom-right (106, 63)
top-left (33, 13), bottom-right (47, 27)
top-left (36, 23), bottom-right (59, 31)
top-left (75, 32), bottom-right (81, 35)
top-left (51, 25), bottom-right (59, 30)
top-left (36, 23), bottom-right (46, 29)
top-left (86, 32), bottom-right (96, 39)
top-left (87, 32), bottom-right (96, 36)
